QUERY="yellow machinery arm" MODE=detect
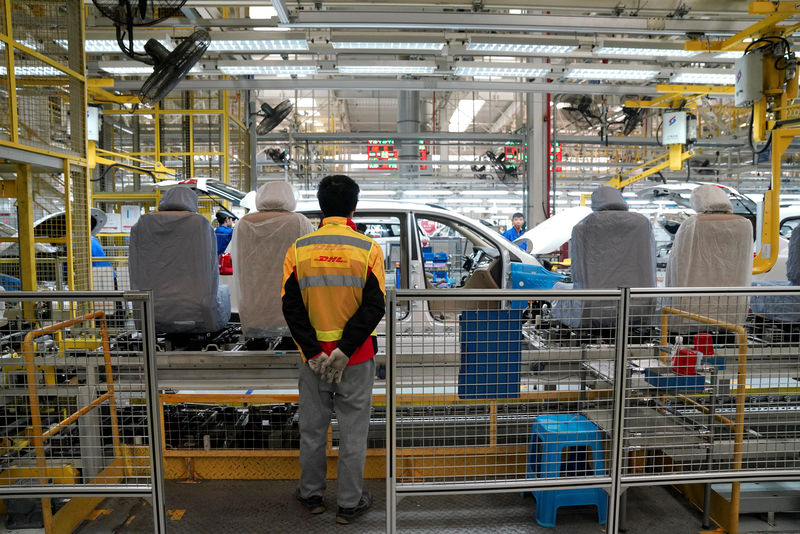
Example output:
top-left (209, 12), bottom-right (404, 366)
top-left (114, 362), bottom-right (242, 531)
top-left (604, 148), bottom-right (695, 190)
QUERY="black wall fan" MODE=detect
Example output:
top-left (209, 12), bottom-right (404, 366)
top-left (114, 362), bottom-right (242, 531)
top-left (484, 150), bottom-right (518, 186)
top-left (91, 0), bottom-right (209, 105)
top-left (256, 100), bottom-right (293, 135)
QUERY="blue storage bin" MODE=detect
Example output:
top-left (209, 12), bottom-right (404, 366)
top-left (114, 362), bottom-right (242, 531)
top-left (459, 309), bottom-right (523, 399)
top-left (510, 263), bottom-right (565, 310)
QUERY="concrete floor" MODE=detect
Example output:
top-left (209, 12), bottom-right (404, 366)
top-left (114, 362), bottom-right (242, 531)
top-left (56, 479), bottom-right (798, 534)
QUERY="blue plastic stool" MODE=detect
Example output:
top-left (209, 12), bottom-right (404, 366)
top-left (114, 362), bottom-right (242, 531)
top-left (527, 413), bottom-right (608, 527)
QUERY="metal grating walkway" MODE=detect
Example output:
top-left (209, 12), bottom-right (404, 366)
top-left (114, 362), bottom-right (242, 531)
top-left (70, 479), bottom-right (718, 534)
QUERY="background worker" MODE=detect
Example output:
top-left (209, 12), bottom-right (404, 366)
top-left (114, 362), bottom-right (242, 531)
top-left (502, 211), bottom-right (528, 251)
top-left (281, 174), bottom-right (386, 525)
top-left (214, 210), bottom-right (236, 255)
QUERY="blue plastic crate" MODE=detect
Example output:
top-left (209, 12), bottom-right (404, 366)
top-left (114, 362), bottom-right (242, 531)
top-left (459, 309), bottom-right (523, 399)
top-left (644, 367), bottom-right (705, 392)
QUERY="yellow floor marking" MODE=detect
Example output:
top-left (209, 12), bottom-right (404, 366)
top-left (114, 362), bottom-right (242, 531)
top-left (86, 509), bottom-right (111, 520)
top-left (124, 515), bottom-right (136, 526)
top-left (167, 509), bottom-right (186, 520)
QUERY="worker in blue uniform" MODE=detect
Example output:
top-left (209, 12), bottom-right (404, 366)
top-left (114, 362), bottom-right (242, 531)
top-left (214, 210), bottom-right (236, 255)
top-left (502, 211), bottom-right (527, 251)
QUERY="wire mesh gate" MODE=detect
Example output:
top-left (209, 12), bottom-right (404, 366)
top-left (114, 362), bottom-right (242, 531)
top-left (385, 286), bottom-right (800, 534)
top-left (0, 290), bottom-right (165, 533)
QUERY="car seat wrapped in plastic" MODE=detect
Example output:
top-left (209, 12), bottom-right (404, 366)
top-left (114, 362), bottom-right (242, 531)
top-left (129, 186), bottom-right (231, 333)
top-left (231, 181), bottom-right (315, 338)
top-left (751, 229), bottom-right (800, 322)
top-left (665, 184), bottom-right (753, 327)
top-left (551, 186), bottom-right (657, 329)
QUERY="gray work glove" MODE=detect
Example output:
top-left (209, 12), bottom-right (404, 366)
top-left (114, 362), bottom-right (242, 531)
top-left (320, 348), bottom-right (349, 384)
top-left (307, 352), bottom-right (329, 376)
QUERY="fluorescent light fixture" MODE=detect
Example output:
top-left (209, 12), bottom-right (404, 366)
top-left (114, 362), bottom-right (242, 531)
top-left (449, 98), bottom-right (485, 132)
top-left (670, 68), bottom-right (734, 85)
top-left (331, 33), bottom-right (444, 51)
top-left (403, 190), bottom-right (453, 196)
top-left (461, 190), bottom-right (510, 196)
top-left (0, 65), bottom-right (66, 76)
top-left (467, 36), bottom-right (578, 54)
top-left (360, 190), bottom-right (397, 196)
top-left (76, 32), bottom-right (308, 53)
top-left (564, 63), bottom-right (659, 81)
top-left (249, 6), bottom-right (277, 18)
top-left (76, 39), bottom-right (149, 52)
top-left (454, 62), bottom-right (549, 78)
top-left (98, 61), bottom-right (203, 75)
top-left (594, 40), bottom-right (700, 58)
top-left (218, 61), bottom-right (317, 75)
top-left (714, 51), bottom-right (744, 59)
top-left (338, 61), bottom-right (436, 74)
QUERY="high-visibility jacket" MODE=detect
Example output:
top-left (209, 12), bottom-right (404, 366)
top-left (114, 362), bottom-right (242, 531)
top-left (282, 216), bottom-right (386, 365)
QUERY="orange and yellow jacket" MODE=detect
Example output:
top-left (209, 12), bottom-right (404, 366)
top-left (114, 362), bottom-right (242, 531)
top-left (281, 216), bottom-right (386, 365)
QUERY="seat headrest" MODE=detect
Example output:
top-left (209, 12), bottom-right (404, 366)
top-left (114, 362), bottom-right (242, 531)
top-left (159, 185), bottom-right (198, 212)
top-left (256, 181), bottom-right (297, 212)
top-left (591, 186), bottom-right (628, 211)
top-left (690, 184), bottom-right (732, 213)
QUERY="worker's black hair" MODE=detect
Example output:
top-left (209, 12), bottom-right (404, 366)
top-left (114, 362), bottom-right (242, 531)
top-left (512, 212), bottom-right (525, 219)
top-left (216, 210), bottom-right (235, 224)
top-left (317, 174), bottom-right (360, 218)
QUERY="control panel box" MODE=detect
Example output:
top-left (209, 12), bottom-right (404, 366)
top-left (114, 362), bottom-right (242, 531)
top-left (735, 52), bottom-right (764, 107)
top-left (662, 111), bottom-right (687, 145)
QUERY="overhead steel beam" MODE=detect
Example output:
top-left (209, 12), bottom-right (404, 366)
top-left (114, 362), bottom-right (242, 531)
top-left (112, 78), bottom-right (663, 96)
top-left (285, 11), bottom-right (757, 37)
top-left (271, 0), bottom-right (290, 24)
top-left (258, 131), bottom-right (525, 142)
top-left (553, 135), bottom-right (749, 147)
top-left (0, 145), bottom-right (64, 170)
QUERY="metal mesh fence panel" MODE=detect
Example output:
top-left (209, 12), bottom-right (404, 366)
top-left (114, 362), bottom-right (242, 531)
top-left (389, 289), bottom-right (619, 496)
top-left (0, 290), bottom-right (164, 532)
top-left (621, 287), bottom-right (800, 483)
top-left (69, 165), bottom-right (91, 292)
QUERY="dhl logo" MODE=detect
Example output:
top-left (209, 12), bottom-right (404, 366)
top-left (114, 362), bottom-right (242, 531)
top-left (314, 255), bottom-right (345, 263)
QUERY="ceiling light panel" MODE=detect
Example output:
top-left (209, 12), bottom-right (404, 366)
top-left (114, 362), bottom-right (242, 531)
top-left (594, 40), bottom-right (700, 58)
top-left (207, 39), bottom-right (308, 52)
top-left (331, 33), bottom-right (444, 51)
top-left (564, 64), bottom-right (659, 81)
top-left (670, 69), bottom-right (735, 85)
top-left (79, 39), bottom-right (149, 52)
top-left (218, 62), bottom-right (317, 75)
top-left (714, 51), bottom-right (744, 59)
top-left (99, 63), bottom-right (202, 74)
top-left (0, 65), bottom-right (66, 76)
top-left (454, 63), bottom-right (549, 77)
top-left (467, 36), bottom-right (577, 54)
top-left (338, 61), bottom-right (436, 74)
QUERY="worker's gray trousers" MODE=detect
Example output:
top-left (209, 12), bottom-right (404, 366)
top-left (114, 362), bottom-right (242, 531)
top-left (298, 357), bottom-right (375, 508)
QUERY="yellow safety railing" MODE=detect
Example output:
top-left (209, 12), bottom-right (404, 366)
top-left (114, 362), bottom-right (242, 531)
top-left (21, 312), bottom-right (120, 534)
top-left (660, 306), bottom-right (747, 534)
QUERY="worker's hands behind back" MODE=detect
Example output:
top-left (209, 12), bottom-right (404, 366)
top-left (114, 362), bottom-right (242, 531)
top-left (308, 352), bottom-right (329, 375)
top-left (321, 348), bottom-right (349, 383)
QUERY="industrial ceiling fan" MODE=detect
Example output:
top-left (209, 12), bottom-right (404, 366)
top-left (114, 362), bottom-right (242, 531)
top-left (91, 0), bottom-right (209, 105)
top-left (256, 100), bottom-right (294, 135)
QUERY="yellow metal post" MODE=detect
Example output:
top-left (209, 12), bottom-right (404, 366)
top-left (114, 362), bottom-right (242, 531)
top-left (16, 164), bottom-right (36, 319)
top-left (668, 144), bottom-right (683, 171)
top-left (222, 91), bottom-right (230, 185)
top-left (2, 0), bottom-right (17, 143)
top-left (753, 128), bottom-right (800, 274)
top-left (63, 160), bottom-right (75, 291)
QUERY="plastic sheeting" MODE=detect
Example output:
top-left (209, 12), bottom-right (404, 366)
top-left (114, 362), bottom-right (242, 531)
top-left (231, 182), bottom-right (315, 338)
top-left (551, 187), bottom-right (656, 328)
top-left (751, 230), bottom-right (800, 322)
top-left (786, 230), bottom-right (800, 285)
top-left (130, 186), bottom-right (231, 333)
top-left (666, 184), bottom-right (752, 327)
